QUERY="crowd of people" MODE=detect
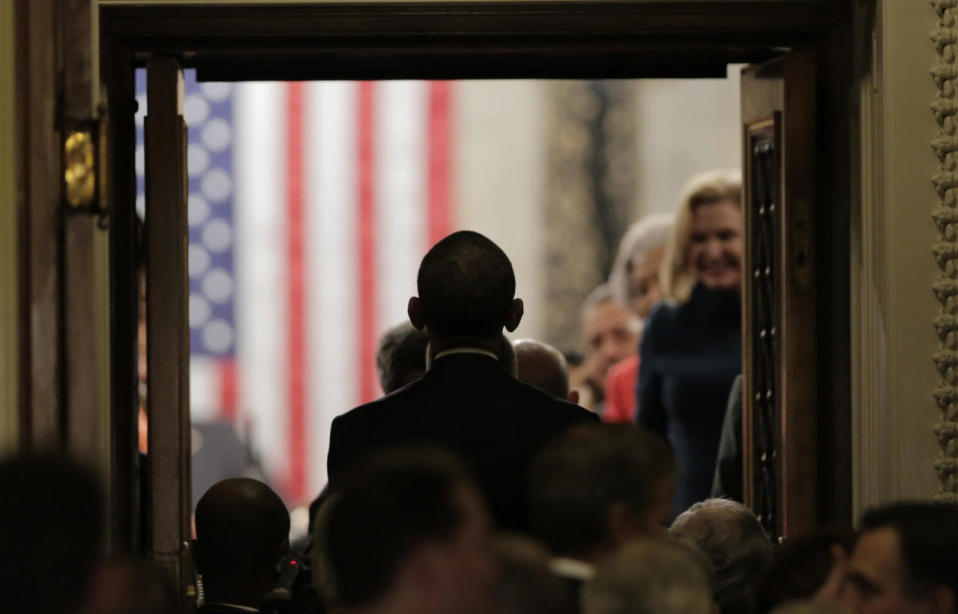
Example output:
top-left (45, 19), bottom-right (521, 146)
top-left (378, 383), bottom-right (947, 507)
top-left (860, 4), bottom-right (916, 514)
top-left (4, 171), bottom-right (958, 614)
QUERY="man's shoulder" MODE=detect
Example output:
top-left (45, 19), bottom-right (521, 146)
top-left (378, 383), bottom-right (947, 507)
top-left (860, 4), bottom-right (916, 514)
top-left (332, 386), bottom-right (421, 429)
top-left (505, 377), bottom-right (598, 424)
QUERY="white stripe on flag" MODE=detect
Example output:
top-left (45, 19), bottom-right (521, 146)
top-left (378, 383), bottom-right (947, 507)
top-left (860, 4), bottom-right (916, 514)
top-left (189, 357), bottom-right (220, 423)
top-left (234, 82), bottom-right (290, 487)
top-left (306, 81), bottom-right (361, 495)
top-left (375, 81), bottom-right (428, 341)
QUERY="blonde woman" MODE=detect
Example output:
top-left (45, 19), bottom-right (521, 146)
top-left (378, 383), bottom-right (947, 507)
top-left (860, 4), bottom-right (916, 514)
top-left (636, 170), bottom-right (743, 517)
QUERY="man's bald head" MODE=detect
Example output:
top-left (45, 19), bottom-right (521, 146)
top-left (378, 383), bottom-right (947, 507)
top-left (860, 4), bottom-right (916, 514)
top-left (512, 338), bottom-right (570, 400)
top-left (194, 478), bottom-right (290, 603)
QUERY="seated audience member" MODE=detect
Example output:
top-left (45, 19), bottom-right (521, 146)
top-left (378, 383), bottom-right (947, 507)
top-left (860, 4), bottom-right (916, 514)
top-left (314, 448), bottom-right (496, 614)
top-left (194, 478), bottom-right (291, 613)
top-left (80, 556), bottom-right (179, 614)
top-left (573, 285), bottom-right (639, 415)
top-left (529, 424), bottom-right (675, 608)
top-left (0, 455), bottom-right (104, 614)
top-left (582, 538), bottom-right (714, 614)
top-left (377, 322), bottom-right (430, 394)
top-left (327, 230), bottom-right (597, 532)
top-left (512, 337), bottom-right (578, 403)
top-left (670, 498), bottom-right (772, 614)
top-left (837, 501), bottom-right (958, 614)
top-left (755, 532), bottom-right (851, 614)
top-left (604, 213), bottom-right (673, 424)
top-left (493, 534), bottom-right (573, 614)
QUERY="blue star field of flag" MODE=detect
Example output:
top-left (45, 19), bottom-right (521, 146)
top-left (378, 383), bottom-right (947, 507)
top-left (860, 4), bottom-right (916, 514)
top-left (135, 69), bottom-right (236, 357)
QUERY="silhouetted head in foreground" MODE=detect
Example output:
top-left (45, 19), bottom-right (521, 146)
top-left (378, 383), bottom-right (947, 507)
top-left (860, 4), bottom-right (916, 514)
top-left (194, 478), bottom-right (290, 607)
top-left (409, 231), bottom-right (523, 352)
top-left (315, 447), bottom-right (496, 614)
top-left (529, 424), bottom-right (675, 564)
top-left (0, 454), bottom-right (104, 614)
top-left (80, 556), bottom-right (178, 614)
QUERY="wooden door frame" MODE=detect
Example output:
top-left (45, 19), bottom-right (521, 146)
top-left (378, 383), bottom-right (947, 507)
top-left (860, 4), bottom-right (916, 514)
top-left (100, 0), bottom-right (854, 553)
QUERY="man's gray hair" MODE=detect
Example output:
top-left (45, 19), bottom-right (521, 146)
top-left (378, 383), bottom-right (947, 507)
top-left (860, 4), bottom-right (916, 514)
top-left (583, 538), bottom-right (713, 614)
top-left (376, 322), bottom-right (429, 393)
top-left (670, 499), bottom-right (772, 614)
top-left (608, 214), bottom-right (673, 307)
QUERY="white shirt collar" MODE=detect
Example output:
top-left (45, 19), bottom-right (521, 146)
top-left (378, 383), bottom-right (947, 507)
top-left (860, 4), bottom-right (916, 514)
top-left (433, 347), bottom-right (499, 362)
top-left (549, 557), bottom-right (595, 581)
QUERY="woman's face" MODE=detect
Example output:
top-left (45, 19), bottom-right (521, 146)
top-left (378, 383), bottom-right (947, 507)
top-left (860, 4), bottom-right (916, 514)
top-left (687, 199), bottom-right (743, 291)
top-left (628, 246), bottom-right (665, 319)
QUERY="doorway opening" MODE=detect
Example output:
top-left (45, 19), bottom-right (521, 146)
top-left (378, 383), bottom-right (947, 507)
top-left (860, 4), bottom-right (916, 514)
top-left (102, 0), bottom-right (853, 574)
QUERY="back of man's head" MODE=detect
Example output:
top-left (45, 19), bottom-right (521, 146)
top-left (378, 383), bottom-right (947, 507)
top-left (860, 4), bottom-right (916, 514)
top-left (670, 499), bottom-right (772, 614)
top-left (376, 322), bottom-right (430, 393)
top-left (513, 338), bottom-right (570, 400)
top-left (316, 447), bottom-right (493, 611)
top-left (194, 478), bottom-right (290, 603)
top-left (529, 424), bottom-right (675, 560)
top-left (416, 230), bottom-right (516, 339)
top-left (582, 538), bottom-right (713, 614)
top-left (0, 454), bottom-right (104, 614)
top-left (858, 501), bottom-right (958, 600)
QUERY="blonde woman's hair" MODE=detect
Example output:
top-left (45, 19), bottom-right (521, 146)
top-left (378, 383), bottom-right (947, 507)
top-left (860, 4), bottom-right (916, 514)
top-left (660, 170), bottom-right (743, 303)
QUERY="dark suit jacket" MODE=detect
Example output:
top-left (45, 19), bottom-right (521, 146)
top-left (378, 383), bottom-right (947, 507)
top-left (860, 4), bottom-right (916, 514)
top-left (327, 352), bottom-right (598, 531)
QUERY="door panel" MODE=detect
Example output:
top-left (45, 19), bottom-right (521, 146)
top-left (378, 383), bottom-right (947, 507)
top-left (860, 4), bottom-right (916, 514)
top-left (144, 57), bottom-right (193, 609)
top-left (741, 55), bottom-right (818, 538)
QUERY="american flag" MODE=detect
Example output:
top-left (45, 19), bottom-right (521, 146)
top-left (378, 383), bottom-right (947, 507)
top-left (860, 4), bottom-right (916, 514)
top-left (136, 72), bottom-right (453, 504)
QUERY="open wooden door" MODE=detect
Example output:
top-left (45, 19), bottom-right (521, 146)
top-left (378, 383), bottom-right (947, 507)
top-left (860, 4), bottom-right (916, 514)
top-left (741, 55), bottom-right (818, 539)
top-left (144, 57), bottom-right (194, 611)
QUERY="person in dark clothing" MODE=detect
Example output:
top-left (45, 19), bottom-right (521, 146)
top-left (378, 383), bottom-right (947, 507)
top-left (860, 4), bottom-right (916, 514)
top-left (314, 448), bottom-right (496, 614)
top-left (194, 478), bottom-right (290, 613)
top-left (528, 424), bottom-right (676, 614)
top-left (711, 374), bottom-right (744, 501)
top-left (755, 532), bottom-right (851, 614)
top-left (327, 230), bottom-right (597, 532)
top-left (0, 455), bottom-right (104, 614)
top-left (637, 170), bottom-right (743, 516)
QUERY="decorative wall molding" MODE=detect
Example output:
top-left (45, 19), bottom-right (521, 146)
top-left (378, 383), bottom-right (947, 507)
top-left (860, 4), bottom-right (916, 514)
top-left (542, 81), bottom-right (636, 353)
top-left (931, 0), bottom-right (958, 502)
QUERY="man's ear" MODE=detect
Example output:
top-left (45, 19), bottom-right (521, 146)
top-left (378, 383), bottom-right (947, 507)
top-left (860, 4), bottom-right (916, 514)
top-left (504, 298), bottom-right (524, 332)
top-left (568, 389), bottom-right (580, 405)
top-left (408, 297), bottom-right (426, 330)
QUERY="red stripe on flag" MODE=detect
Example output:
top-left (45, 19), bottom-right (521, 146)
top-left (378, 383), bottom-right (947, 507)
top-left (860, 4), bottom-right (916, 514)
top-left (428, 82), bottom-right (452, 247)
top-left (358, 82), bottom-right (377, 404)
top-left (219, 359), bottom-right (237, 421)
top-left (286, 82), bottom-right (307, 503)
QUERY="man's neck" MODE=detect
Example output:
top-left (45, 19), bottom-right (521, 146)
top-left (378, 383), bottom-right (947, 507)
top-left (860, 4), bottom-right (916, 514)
top-left (428, 335), bottom-right (501, 357)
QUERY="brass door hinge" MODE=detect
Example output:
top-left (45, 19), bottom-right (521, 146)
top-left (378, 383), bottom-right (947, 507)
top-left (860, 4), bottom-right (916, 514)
top-left (63, 104), bottom-right (109, 228)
